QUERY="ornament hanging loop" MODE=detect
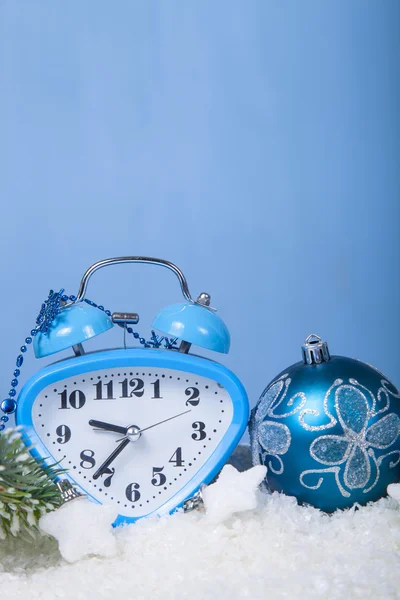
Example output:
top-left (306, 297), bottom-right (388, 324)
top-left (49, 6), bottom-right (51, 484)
top-left (302, 334), bottom-right (330, 365)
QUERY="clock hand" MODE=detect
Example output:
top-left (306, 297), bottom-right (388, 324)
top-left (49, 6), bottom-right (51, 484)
top-left (89, 419), bottom-right (128, 435)
top-left (115, 409), bottom-right (192, 442)
top-left (92, 437), bottom-right (130, 480)
top-left (92, 411), bottom-right (191, 477)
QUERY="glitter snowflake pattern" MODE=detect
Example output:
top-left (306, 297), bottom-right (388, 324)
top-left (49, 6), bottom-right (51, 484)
top-left (250, 374), bottom-right (298, 475)
top-left (257, 421), bottom-right (291, 475)
top-left (300, 382), bottom-right (400, 497)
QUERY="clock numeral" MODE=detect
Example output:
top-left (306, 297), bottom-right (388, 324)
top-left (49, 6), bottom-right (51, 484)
top-left (56, 424), bottom-right (71, 444)
top-left (80, 449), bottom-right (96, 469)
top-left (94, 380), bottom-right (115, 400)
top-left (69, 390), bottom-right (86, 409)
top-left (58, 390), bottom-right (69, 410)
top-left (119, 378), bottom-right (144, 398)
top-left (58, 389), bottom-right (86, 410)
top-left (185, 387), bottom-right (200, 407)
top-left (125, 482), bottom-right (141, 502)
top-left (169, 447), bottom-right (185, 467)
top-left (151, 379), bottom-right (162, 399)
top-left (151, 466), bottom-right (166, 486)
top-left (103, 467), bottom-right (115, 488)
top-left (191, 421), bottom-right (206, 441)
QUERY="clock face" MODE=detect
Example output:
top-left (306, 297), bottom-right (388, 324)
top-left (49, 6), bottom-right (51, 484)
top-left (30, 366), bottom-right (234, 519)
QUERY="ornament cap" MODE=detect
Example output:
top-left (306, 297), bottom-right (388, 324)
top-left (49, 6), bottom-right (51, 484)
top-left (302, 334), bottom-right (330, 365)
top-left (56, 479), bottom-right (85, 503)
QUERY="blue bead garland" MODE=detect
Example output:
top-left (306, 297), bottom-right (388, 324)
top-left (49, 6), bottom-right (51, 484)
top-left (1, 399), bottom-right (17, 414)
top-left (0, 289), bottom-right (179, 433)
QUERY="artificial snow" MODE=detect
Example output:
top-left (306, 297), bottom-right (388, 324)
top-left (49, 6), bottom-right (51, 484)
top-left (1, 475), bottom-right (400, 599)
top-left (39, 498), bottom-right (118, 563)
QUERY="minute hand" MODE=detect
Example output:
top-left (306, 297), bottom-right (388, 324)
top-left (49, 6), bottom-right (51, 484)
top-left (93, 437), bottom-right (130, 480)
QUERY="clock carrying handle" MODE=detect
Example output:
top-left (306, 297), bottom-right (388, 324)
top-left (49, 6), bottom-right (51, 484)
top-left (75, 257), bottom-right (196, 304)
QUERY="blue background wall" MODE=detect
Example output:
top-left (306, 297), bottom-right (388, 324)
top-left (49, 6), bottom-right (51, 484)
top-left (1, 1), bottom-right (399, 430)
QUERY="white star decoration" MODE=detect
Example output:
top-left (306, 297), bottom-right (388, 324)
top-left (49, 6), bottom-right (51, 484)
top-left (39, 465), bottom-right (267, 561)
top-left (39, 498), bottom-right (119, 563)
top-left (202, 464), bottom-right (267, 524)
top-left (387, 483), bottom-right (400, 503)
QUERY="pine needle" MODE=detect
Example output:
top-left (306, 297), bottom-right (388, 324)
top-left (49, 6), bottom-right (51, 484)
top-left (0, 428), bottom-right (63, 539)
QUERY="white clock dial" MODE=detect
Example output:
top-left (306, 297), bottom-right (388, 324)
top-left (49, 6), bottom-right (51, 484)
top-left (31, 367), bottom-right (233, 518)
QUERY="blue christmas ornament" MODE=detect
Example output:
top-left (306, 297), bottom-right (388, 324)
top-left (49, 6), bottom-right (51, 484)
top-left (249, 334), bottom-right (400, 512)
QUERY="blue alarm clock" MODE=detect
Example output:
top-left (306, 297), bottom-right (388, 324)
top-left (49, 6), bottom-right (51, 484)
top-left (1, 257), bottom-right (249, 526)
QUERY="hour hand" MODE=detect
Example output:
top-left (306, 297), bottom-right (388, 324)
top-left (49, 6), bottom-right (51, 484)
top-left (89, 419), bottom-right (128, 435)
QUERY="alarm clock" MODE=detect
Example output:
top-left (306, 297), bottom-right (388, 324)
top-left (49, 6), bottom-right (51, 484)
top-left (1, 257), bottom-right (249, 526)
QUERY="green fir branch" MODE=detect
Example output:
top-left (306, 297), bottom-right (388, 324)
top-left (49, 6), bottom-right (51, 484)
top-left (0, 427), bottom-right (63, 539)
